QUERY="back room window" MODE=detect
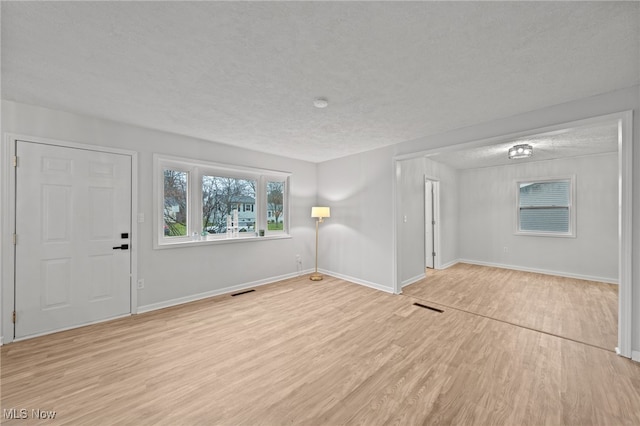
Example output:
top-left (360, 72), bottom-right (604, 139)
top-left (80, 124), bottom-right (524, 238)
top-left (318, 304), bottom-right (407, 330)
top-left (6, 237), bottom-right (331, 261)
top-left (516, 177), bottom-right (575, 237)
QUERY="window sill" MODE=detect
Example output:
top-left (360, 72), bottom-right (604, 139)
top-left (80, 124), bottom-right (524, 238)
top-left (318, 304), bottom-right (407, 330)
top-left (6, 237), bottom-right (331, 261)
top-left (514, 230), bottom-right (576, 238)
top-left (155, 233), bottom-right (291, 249)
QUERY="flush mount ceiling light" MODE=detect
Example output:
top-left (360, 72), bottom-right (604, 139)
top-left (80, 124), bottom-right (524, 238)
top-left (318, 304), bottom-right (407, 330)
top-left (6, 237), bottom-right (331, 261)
top-left (313, 98), bottom-right (329, 109)
top-left (508, 143), bottom-right (533, 160)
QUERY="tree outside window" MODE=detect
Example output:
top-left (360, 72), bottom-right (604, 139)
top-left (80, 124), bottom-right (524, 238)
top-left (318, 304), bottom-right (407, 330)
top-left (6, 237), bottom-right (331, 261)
top-left (267, 181), bottom-right (284, 231)
top-left (203, 176), bottom-right (256, 234)
top-left (163, 169), bottom-right (188, 236)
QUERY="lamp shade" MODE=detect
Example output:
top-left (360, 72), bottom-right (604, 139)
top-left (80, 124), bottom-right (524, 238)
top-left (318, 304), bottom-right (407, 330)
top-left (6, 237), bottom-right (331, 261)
top-left (311, 206), bottom-right (331, 219)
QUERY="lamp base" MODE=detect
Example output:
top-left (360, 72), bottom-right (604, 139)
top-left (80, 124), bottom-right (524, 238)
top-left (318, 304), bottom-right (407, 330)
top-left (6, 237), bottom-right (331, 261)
top-left (309, 273), bottom-right (323, 281)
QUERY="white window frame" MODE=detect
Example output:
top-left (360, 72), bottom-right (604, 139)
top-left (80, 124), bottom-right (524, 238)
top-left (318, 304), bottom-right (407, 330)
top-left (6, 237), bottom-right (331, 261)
top-left (515, 175), bottom-right (576, 238)
top-left (154, 154), bottom-right (291, 248)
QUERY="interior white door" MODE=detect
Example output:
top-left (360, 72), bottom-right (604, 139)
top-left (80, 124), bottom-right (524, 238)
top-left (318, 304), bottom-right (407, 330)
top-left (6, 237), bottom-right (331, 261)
top-left (425, 179), bottom-right (434, 269)
top-left (15, 141), bottom-right (132, 338)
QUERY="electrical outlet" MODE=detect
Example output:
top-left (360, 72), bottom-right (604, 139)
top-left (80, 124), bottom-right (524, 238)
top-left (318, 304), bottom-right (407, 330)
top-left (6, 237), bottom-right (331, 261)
top-left (296, 254), bottom-right (301, 264)
top-left (137, 279), bottom-right (145, 289)
top-left (503, 247), bottom-right (509, 253)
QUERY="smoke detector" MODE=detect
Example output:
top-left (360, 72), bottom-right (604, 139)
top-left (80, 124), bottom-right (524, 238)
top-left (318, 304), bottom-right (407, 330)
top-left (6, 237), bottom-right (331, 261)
top-left (313, 98), bottom-right (329, 109)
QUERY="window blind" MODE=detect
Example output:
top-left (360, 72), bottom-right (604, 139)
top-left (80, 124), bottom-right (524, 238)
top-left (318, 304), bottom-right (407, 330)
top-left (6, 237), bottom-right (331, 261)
top-left (519, 181), bottom-right (570, 233)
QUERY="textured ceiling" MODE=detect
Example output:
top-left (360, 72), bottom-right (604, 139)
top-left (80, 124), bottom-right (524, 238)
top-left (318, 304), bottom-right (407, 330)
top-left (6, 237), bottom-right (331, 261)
top-left (2, 1), bottom-right (639, 163)
top-left (426, 121), bottom-right (619, 170)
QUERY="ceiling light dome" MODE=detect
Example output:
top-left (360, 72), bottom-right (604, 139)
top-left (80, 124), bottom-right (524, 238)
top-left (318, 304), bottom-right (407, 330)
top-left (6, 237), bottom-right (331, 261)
top-left (508, 144), bottom-right (533, 159)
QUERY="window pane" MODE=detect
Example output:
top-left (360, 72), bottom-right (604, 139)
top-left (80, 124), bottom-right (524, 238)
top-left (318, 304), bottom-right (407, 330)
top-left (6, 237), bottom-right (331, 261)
top-left (518, 180), bottom-right (570, 233)
top-left (163, 169), bottom-right (188, 237)
top-left (203, 176), bottom-right (256, 234)
top-left (519, 181), bottom-right (569, 207)
top-left (520, 207), bottom-right (569, 232)
top-left (267, 181), bottom-right (285, 232)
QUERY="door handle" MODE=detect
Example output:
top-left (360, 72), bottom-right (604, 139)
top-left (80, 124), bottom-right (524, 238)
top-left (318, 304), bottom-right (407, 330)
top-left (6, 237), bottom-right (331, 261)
top-left (112, 244), bottom-right (129, 250)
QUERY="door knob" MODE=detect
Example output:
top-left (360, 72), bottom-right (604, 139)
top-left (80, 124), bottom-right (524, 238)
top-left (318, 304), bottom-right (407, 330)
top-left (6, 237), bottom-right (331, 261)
top-left (112, 244), bottom-right (129, 250)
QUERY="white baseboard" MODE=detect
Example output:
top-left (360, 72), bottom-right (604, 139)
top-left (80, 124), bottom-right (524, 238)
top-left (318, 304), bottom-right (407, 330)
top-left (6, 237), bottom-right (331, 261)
top-left (138, 269), bottom-right (314, 314)
top-left (12, 313), bottom-right (131, 343)
top-left (438, 259), bottom-right (460, 270)
top-left (632, 351), bottom-right (640, 363)
top-left (0, 335), bottom-right (3, 346)
top-left (401, 273), bottom-right (426, 288)
top-left (319, 269), bottom-right (394, 294)
top-left (458, 259), bottom-right (618, 285)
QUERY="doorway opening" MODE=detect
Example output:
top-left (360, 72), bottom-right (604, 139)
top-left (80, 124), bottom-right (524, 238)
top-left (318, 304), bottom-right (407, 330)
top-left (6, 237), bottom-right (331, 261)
top-left (393, 111), bottom-right (633, 358)
top-left (424, 178), bottom-right (440, 270)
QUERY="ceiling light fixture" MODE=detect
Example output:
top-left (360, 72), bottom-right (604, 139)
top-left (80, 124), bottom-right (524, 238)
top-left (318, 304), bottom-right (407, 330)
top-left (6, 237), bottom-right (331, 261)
top-left (313, 98), bottom-right (328, 109)
top-left (508, 144), bottom-right (533, 160)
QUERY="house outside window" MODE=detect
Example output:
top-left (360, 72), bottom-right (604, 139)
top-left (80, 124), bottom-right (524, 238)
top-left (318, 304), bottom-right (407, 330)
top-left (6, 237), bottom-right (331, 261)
top-left (516, 176), bottom-right (575, 237)
top-left (202, 181), bottom-right (256, 234)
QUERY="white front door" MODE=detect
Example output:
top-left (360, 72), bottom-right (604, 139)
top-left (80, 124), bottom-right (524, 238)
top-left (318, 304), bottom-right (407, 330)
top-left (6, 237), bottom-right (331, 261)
top-left (14, 141), bottom-right (132, 339)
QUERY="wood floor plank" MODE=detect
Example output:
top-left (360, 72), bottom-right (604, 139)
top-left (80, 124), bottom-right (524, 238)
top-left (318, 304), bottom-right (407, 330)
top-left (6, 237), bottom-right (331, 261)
top-left (403, 263), bottom-right (618, 350)
top-left (2, 274), bottom-right (638, 425)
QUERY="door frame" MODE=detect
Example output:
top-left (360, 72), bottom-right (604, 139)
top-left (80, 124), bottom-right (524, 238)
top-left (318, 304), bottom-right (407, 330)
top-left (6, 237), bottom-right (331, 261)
top-left (424, 177), bottom-right (441, 270)
top-left (392, 110), bottom-right (633, 358)
top-left (1, 134), bottom-right (139, 344)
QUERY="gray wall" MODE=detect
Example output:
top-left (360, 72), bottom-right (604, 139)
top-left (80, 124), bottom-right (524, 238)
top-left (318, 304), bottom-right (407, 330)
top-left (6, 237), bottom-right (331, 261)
top-left (1, 100), bottom-right (318, 341)
top-left (459, 153), bottom-right (618, 282)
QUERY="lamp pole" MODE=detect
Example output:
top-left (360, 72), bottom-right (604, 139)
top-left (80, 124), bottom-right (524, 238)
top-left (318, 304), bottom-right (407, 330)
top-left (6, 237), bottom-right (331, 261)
top-left (311, 217), bottom-right (322, 281)
top-left (310, 207), bottom-right (329, 281)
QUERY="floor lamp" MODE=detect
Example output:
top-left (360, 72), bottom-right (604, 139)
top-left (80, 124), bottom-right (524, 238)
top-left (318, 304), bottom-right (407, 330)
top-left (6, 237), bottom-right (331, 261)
top-left (310, 206), bottom-right (330, 281)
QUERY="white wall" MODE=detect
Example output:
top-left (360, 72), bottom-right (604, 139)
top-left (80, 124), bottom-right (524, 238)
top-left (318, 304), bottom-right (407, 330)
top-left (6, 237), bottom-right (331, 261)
top-left (424, 157), bottom-right (459, 269)
top-left (3, 85), bottom-right (639, 356)
top-left (396, 156), bottom-right (459, 287)
top-left (396, 86), bottom-right (639, 357)
top-left (398, 157), bottom-right (426, 286)
top-left (458, 153), bottom-right (618, 282)
top-left (316, 144), bottom-right (460, 292)
top-left (317, 86), bottom-right (638, 355)
top-left (1, 100), bottom-right (318, 342)
top-left (316, 146), bottom-right (395, 292)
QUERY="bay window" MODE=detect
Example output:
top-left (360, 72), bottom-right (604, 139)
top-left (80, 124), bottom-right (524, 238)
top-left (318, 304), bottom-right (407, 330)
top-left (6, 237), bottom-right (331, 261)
top-left (154, 154), bottom-right (290, 247)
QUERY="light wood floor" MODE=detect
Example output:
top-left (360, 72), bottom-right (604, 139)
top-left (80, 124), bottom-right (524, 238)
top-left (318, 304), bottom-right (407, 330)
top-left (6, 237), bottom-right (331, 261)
top-left (404, 263), bottom-right (618, 351)
top-left (2, 274), bottom-right (639, 425)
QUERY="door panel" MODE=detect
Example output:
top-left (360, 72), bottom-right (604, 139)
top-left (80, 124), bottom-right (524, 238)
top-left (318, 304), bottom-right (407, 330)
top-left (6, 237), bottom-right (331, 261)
top-left (42, 184), bottom-right (72, 241)
top-left (15, 141), bottom-right (131, 338)
top-left (41, 259), bottom-right (72, 308)
top-left (89, 187), bottom-right (115, 239)
top-left (88, 254), bottom-right (114, 301)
